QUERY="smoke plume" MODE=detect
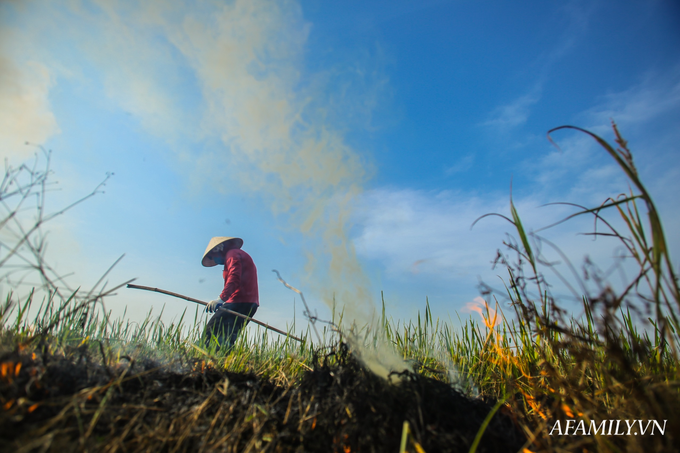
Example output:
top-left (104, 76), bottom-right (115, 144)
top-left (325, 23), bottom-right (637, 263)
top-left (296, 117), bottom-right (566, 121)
top-left (1, 0), bottom-right (409, 377)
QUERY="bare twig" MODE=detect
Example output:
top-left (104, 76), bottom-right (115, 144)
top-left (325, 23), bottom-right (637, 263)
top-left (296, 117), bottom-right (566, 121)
top-left (272, 270), bottom-right (324, 344)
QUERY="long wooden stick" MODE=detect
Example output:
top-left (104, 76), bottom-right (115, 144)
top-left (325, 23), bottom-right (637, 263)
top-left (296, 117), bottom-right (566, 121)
top-left (126, 284), bottom-right (303, 343)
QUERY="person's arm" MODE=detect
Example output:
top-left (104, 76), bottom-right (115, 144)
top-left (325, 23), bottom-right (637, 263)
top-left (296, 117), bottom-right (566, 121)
top-left (220, 253), bottom-right (242, 302)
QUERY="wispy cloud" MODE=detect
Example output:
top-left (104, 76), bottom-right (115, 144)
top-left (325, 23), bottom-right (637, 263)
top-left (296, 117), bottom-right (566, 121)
top-left (354, 187), bottom-right (537, 278)
top-left (480, 92), bottom-right (540, 131)
top-left (355, 65), bottom-right (680, 309)
top-left (480, 1), bottom-right (597, 136)
top-left (444, 153), bottom-right (474, 176)
top-left (545, 0), bottom-right (595, 66)
top-left (0, 30), bottom-right (60, 160)
top-left (534, 65), bottom-right (680, 201)
top-left (353, 183), bottom-right (664, 312)
top-left (581, 66), bottom-right (680, 131)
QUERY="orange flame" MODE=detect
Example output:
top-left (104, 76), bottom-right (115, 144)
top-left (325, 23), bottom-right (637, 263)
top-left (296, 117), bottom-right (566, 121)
top-left (334, 433), bottom-right (350, 452)
top-left (518, 388), bottom-right (547, 420)
top-left (561, 403), bottom-right (583, 418)
top-left (1, 362), bottom-right (16, 382)
top-left (464, 297), bottom-right (501, 328)
top-left (562, 403), bottom-right (573, 418)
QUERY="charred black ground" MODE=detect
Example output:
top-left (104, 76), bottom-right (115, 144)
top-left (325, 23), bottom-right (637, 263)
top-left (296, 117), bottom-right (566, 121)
top-left (0, 338), bottom-right (525, 452)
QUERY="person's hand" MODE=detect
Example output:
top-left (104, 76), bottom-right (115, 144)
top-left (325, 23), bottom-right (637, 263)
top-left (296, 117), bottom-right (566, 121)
top-left (206, 299), bottom-right (224, 313)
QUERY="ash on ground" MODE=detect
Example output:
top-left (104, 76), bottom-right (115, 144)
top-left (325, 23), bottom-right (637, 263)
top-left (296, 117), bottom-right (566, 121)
top-left (0, 339), bottom-right (525, 452)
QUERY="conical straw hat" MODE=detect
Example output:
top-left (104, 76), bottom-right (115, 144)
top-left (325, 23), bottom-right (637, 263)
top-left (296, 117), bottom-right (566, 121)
top-left (201, 236), bottom-right (243, 267)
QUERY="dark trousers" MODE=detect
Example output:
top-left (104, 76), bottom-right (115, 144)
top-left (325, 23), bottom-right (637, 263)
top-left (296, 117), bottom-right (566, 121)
top-left (204, 302), bottom-right (258, 350)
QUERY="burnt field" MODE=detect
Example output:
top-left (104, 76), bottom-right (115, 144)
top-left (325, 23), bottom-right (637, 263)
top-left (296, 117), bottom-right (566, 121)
top-left (0, 337), bottom-right (524, 453)
top-left (2, 127), bottom-right (680, 452)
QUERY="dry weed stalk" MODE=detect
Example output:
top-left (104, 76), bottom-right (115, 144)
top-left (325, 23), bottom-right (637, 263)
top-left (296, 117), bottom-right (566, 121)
top-left (473, 123), bottom-right (680, 452)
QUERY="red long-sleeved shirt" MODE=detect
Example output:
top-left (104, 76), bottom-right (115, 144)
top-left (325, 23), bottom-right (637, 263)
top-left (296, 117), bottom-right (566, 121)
top-left (219, 248), bottom-right (259, 306)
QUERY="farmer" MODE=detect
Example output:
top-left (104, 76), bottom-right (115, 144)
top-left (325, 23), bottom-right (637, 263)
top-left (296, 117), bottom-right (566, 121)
top-left (202, 236), bottom-right (259, 349)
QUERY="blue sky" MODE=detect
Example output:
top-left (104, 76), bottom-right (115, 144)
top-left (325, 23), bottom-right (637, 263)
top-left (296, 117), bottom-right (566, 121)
top-left (2, 0), bottom-right (679, 337)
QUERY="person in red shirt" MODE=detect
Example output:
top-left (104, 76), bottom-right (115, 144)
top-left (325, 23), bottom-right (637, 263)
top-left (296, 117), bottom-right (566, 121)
top-left (201, 236), bottom-right (259, 349)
